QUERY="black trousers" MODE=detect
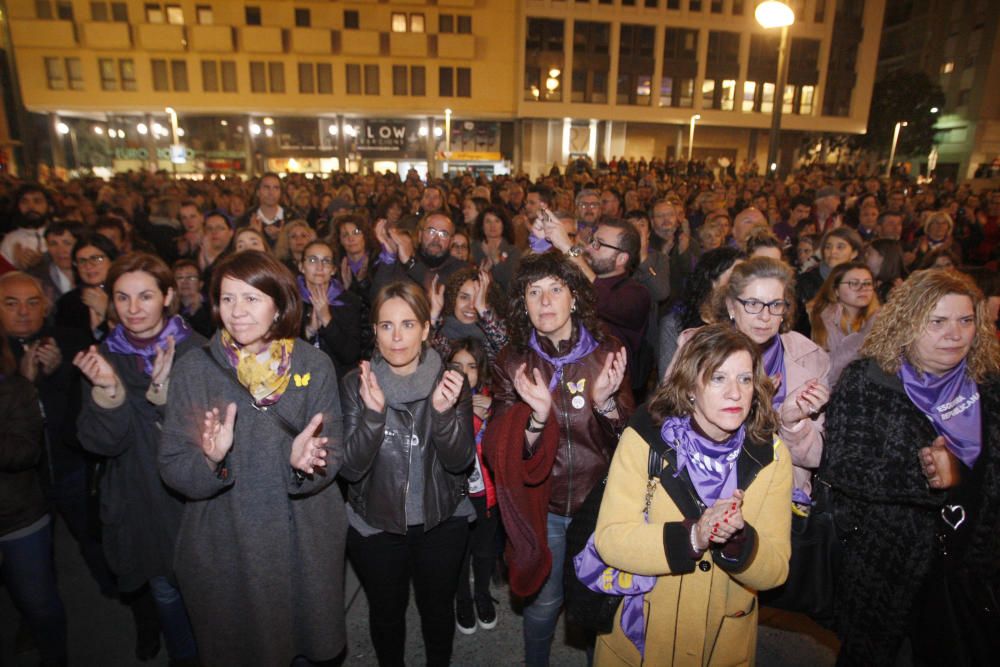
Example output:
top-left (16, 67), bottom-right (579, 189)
top-left (456, 495), bottom-right (498, 603)
top-left (347, 516), bottom-right (469, 667)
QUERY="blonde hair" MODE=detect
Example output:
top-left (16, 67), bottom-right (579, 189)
top-left (273, 219), bottom-right (315, 263)
top-left (861, 268), bottom-right (1000, 381)
top-left (808, 262), bottom-right (880, 350)
top-left (708, 256), bottom-right (797, 333)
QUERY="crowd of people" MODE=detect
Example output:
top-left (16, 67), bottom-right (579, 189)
top-left (1, 158), bottom-right (999, 667)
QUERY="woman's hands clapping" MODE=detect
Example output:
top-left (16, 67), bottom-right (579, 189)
top-left (290, 413), bottom-right (329, 475)
top-left (73, 345), bottom-right (120, 393)
top-left (431, 369), bottom-right (464, 413)
top-left (202, 403), bottom-right (237, 465)
top-left (358, 361), bottom-right (386, 413)
top-left (591, 347), bottom-right (627, 408)
top-left (149, 336), bottom-right (176, 389)
top-left (693, 490), bottom-right (745, 551)
top-left (513, 362), bottom-right (552, 424)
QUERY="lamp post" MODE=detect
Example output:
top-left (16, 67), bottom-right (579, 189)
top-left (886, 120), bottom-right (908, 179)
top-left (755, 1), bottom-right (795, 176)
top-left (688, 114), bottom-right (700, 162)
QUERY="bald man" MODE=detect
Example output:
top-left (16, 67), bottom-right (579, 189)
top-left (731, 207), bottom-right (767, 249)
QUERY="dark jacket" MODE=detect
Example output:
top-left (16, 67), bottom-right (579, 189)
top-left (371, 250), bottom-right (466, 296)
top-left (487, 327), bottom-right (635, 518)
top-left (55, 287), bottom-right (108, 345)
top-left (340, 357), bottom-right (475, 535)
top-left (300, 289), bottom-right (362, 381)
top-left (824, 358), bottom-right (1000, 665)
top-left (0, 374), bottom-right (46, 536)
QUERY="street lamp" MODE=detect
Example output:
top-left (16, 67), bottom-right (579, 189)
top-left (444, 108), bottom-right (452, 154)
top-left (165, 107), bottom-right (180, 145)
top-left (755, 1), bottom-right (795, 176)
top-left (688, 114), bottom-right (701, 162)
top-left (886, 121), bottom-right (908, 179)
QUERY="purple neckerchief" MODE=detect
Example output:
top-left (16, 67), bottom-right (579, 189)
top-left (297, 274), bottom-right (344, 307)
top-left (378, 245), bottom-right (397, 265)
top-left (574, 534), bottom-right (657, 657)
top-left (347, 256), bottom-right (365, 275)
top-left (899, 358), bottom-right (982, 468)
top-left (528, 324), bottom-right (599, 392)
top-left (528, 235), bottom-right (552, 253)
top-left (660, 415), bottom-right (744, 506)
top-left (105, 315), bottom-right (192, 376)
top-left (761, 335), bottom-right (786, 408)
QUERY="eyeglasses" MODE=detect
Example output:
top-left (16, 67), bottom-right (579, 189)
top-left (578, 202), bottom-right (600, 209)
top-left (305, 256), bottom-right (335, 267)
top-left (451, 243), bottom-right (469, 251)
top-left (734, 297), bottom-right (789, 316)
top-left (340, 227), bottom-right (363, 237)
top-left (74, 254), bottom-right (107, 267)
top-left (588, 237), bottom-right (625, 253)
top-left (424, 227), bottom-right (452, 240)
top-left (176, 275), bottom-right (200, 283)
top-left (839, 279), bottom-right (874, 291)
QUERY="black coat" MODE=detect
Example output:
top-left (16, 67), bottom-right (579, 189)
top-left (0, 374), bottom-right (46, 536)
top-left (823, 358), bottom-right (1000, 665)
top-left (300, 290), bottom-right (362, 381)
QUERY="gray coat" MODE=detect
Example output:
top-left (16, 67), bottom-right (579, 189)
top-left (159, 335), bottom-right (347, 667)
top-left (77, 333), bottom-right (205, 592)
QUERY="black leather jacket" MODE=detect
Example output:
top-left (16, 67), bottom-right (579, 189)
top-left (340, 363), bottom-right (475, 534)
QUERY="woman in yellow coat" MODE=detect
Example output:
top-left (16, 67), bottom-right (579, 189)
top-left (593, 324), bottom-right (792, 666)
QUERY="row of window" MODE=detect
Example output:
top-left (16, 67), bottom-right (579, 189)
top-left (562, 0), bottom-right (827, 23)
top-left (44, 56), bottom-right (471, 98)
top-left (34, 1), bottom-right (473, 33)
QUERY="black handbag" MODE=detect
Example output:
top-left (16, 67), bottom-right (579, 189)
top-left (758, 470), bottom-right (843, 627)
top-left (563, 447), bottom-right (662, 634)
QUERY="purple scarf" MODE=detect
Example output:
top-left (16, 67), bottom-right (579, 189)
top-left (660, 415), bottom-right (745, 506)
top-left (528, 324), bottom-right (599, 392)
top-left (574, 534), bottom-right (657, 657)
top-left (761, 335), bottom-right (786, 408)
top-left (347, 256), bottom-right (365, 276)
top-left (105, 315), bottom-right (192, 376)
top-left (528, 235), bottom-right (552, 253)
top-left (899, 358), bottom-right (982, 468)
top-left (297, 274), bottom-right (344, 307)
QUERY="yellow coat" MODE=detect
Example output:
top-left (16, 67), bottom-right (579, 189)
top-left (593, 414), bottom-right (792, 666)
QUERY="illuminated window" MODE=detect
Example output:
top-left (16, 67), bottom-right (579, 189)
top-left (761, 82), bottom-right (775, 113)
top-left (702, 79), bottom-right (715, 106)
top-left (742, 81), bottom-right (756, 111)
top-left (782, 84), bottom-right (795, 114)
top-left (165, 4), bottom-right (183, 24)
top-left (720, 79), bottom-right (735, 110)
top-left (941, 61), bottom-right (954, 74)
top-left (391, 13), bottom-right (407, 33)
top-left (800, 85), bottom-right (815, 114)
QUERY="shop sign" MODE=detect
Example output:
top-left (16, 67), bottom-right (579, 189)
top-left (356, 120), bottom-right (423, 157)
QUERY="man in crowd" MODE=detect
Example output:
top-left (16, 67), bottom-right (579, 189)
top-left (773, 195), bottom-right (813, 245)
top-left (574, 188), bottom-right (601, 243)
top-left (243, 172), bottom-right (285, 245)
top-left (373, 211), bottom-right (466, 293)
top-left (1, 184), bottom-right (55, 271)
top-left (29, 221), bottom-right (80, 303)
top-left (814, 186), bottom-right (843, 233)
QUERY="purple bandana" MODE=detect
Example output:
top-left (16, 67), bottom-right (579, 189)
top-left (105, 315), bottom-right (192, 376)
top-left (528, 235), bottom-right (553, 254)
top-left (899, 358), bottom-right (982, 468)
top-left (574, 534), bottom-right (657, 657)
top-left (761, 335), bottom-right (786, 408)
top-left (660, 415), bottom-right (745, 506)
top-left (297, 274), bottom-right (344, 307)
top-left (528, 324), bottom-right (599, 392)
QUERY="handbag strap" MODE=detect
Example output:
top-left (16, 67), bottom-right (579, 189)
top-left (201, 346), bottom-right (299, 438)
top-left (643, 447), bottom-right (663, 519)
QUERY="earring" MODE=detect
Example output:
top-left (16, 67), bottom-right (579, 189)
top-left (688, 395), bottom-right (695, 403)
top-left (273, 313), bottom-right (279, 323)
top-left (728, 313), bottom-right (735, 323)
top-left (571, 303), bottom-right (577, 313)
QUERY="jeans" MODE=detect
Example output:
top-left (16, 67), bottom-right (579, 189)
top-left (0, 519), bottom-right (67, 664)
top-left (347, 517), bottom-right (469, 667)
top-left (148, 575), bottom-right (198, 660)
top-left (456, 495), bottom-right (498, 603)
top-left (523, 513), bottom-right (572, 667)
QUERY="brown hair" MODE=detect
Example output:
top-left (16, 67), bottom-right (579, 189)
top-left (210, 250), bottom-right (302, 340)
top-left (649, 324), bottom-right (777, 443)
top-left (442, 266), bottom-right (504, 321)
top-left (234, 227), bottom-right (271, 254)
top-left (708, 256), bottom-right (797, 333)
top-left (371, 281), bottom-right (431, 329)
top-left (861, 268), bottom-right (1000, 381)
top-left (106, 252), bottom-right (179, 319)
top-left (807, 261), bottom-right (880, 350)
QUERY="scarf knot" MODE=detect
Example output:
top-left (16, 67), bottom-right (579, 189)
top-left (220, 329), bottom-right (295, 406)
top-left (660, 414), bottom-right (744, 506)
top-left (899, 357), bottom-right (982, 468)
top-left (297, 274), bottom-right (344, 307)
top-left (105, 315), bottom-right (192, 376)
top-left (527, 324), bottom-right (599, 392)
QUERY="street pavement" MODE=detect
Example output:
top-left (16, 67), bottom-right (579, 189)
top-left (1, 518), bottom-right (837, 666)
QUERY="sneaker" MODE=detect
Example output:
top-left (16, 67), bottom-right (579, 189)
top-left (456, 598), bottom-right (477, 635)
top-left (475, 594), bottom-right (498, 630)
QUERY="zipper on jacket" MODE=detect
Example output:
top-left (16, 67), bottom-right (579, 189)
top-left (402, 407), bottom-right (413, 528)
top-left (562, 387), bottom-right (574, 515)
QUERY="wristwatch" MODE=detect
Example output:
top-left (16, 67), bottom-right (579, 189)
top-left (565, 244), bottom-right (584, 258)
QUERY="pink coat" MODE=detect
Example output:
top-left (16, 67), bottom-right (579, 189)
top-left (667, 328), bottom-right (830, 495)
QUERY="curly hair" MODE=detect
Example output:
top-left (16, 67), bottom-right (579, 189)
top-left (508, 251), bottom-right (603, 351)
top-left (472, 205), bottom-right (514, 244)
top-left (329, 213), bottom-right (375, 261)
top-left (708, 256), bottom-right (797, 333)
top-left (861, 268), bottom-right (1000, 382)
top-left (677, 247), bottom-right (744, 331)
top-left (807, 261), bottom-right (880, 350)
top-left (442, 266), bottom-right (505, 321)
top-left (649, 324), bottom-right (777, 444)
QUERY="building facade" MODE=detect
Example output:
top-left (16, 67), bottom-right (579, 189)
top-left (878, 0), bottom-right (999, 181)
top-left (6, 0), bottom-right (885, 178)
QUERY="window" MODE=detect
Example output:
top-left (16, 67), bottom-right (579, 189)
top-left (392, 65), bottom-right (408, 95)
top-left (732, 0), bottom-right (744, 14)
top-left (298, 63), bottom-right (332, 94)
top-left (391, 13), bottom-right (407, 33)
top-left (246, 6), bottom-right (261, 26)
top-left (456, 67), bottom-right (471, 97)
top-left (68, 61), bottom-right (84, 89)
top-left (220, 62), bottom-right (237, 92)
top-left (299, 63), bottom-right (314, 93)
top-left (439, 67), bottom-right (453, 96)
top-left (667, 0), bottom-right (680, 8)
top-left (814, 0), bottom-right (826, 22)
top-left (364, 64), bottom-right (379, 94)
top-left (166, 4), bottom-right (183, 24)
top-left (295, 8), bottom-right (310, 28)
top-left (392, 12), bottom-right (425, 33)
top-left (525, 18), bottom-right (565, 102)
top-left (145, 3), bottom-right (164, 23)
top-left (196, 5), bottom-right (213, 25)
top-left (346, 64), bottom-right (361, 94)
top-left (711, 0), bottom-right (722, 12)
top-left (36, 1), bottom-right (53, 19)
top-left (268, 62), bottom-right (284, 93)
top-left (202, 60), bottom-right (219, 92)
top-left (119, 59), bottom-right (136, 90)
top-left (457, 16), bottom-right (472, 34)
top-left (742, 80), bottom-right (756, 111)
top-left (152, 59), bottom-right (169, 90)
top-left (411, 66), bottom-right (426, 96)
top-left (658, 76), bottom-right (693, 107)
top-left (316, 64), bottom-right (332, 94)
top-left (249, 61), bottom-right (283, 93)
top-left (91, 2), bottom-right (125, 21)
top-left (41, 0), bottom-right (74, 20)
top-left (689, 0), bottom-right (702, 11)
top-left (410, 14), bottom-right (425, 33)
top-left (618, 23), bottom-right (655, 105)
top-left (800, 85), bottom-right (815, 114)
top-left (44, 57), bottom-right (65, 89)
top-left (171, 60), bottom-right (189, 91)
top-left (99, 58), bottom-right (116, 90)
top-left (439, 15), bottom-right (454, 33)
top-left (344, 10), bottom-right (359, 29)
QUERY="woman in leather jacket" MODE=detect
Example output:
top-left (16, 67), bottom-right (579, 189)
top-left (340, 280), bottom-right (475, 667)
top-left (483, 251), bottom-right (635, 666)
